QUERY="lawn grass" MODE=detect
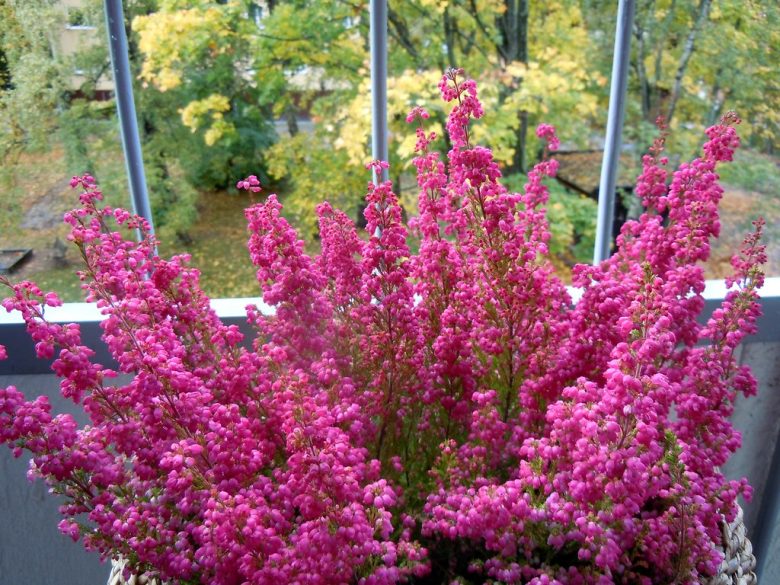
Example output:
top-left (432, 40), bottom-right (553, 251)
top-left (161, 189), bottom-right (265, 299)
top-left (0, 144), bottom-right (267, 301)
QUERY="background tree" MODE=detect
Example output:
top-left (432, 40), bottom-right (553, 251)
top-left (0, 0), bottom-right (207, 242)
top-left (0, 0), bottom-right (62, 168)
top-left (583, 0), bottom-right (780, 155)
top-left (2, 0), bottom-right (778, 283)
top-left (693, 0), bottom-right (780, 152)
top-left (262, 0), bottom-right (602, 249)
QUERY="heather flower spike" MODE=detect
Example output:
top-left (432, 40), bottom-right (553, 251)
top-left (405, 106), bottom-right (430, 124)
top-left (366, 159), bottom-right (390, 185)
top-left (0, 72), bottom-right (764, 584)
top-left (236, 174), bottom-right (262, 192)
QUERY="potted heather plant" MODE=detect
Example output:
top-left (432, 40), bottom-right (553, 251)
top-left (0, 71), bottom-right (765, 584)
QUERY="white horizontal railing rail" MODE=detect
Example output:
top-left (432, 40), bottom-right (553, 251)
top-left (3, 277), bottom-right (778, 324)
top-left (2, 278), bottom-right (778, 375)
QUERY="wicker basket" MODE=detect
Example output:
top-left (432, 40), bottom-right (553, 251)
top-left (107, 507), bottom-right (757, 584)
top-left (704, 506), bottom-right (758, 585)
top-left (107, 558), bottom-right (160, 585)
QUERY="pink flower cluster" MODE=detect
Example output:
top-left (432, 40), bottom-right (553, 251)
top-left (0, 72), bottom-right (765, 584)
top-left (236, 174), bottom-right (262, 193)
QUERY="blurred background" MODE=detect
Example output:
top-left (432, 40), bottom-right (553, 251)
top-left (0, 0), bottom-right (778, 299)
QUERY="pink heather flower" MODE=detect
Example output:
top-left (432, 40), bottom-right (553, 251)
top-left (365, 159), bottom-right (391, 185)
top-left (0, 74), bottom-right (764, 585)
top-left (236, 174), bottom-right (262, 192)
top-left (405, 106), bottom-right (430, 123)
top-left (365, 159), bottom-right (390, 178)
top-left (634, 118), bottom-right (670, 212)
top-left (69, 174), bottom-right (96, 190)
top-left (536, 123), bottom-right (560, 151)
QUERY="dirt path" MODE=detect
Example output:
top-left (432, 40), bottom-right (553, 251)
top-left (20, 177), bottom-right (73, 230)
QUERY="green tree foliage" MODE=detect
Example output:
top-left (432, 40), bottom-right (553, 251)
top-left (694, 1), bottom-right (780, 151)
top-left (0, 0), bottom-right (62, 164)
top-left (584, 0), bottom-right (780, 155)
top-left (131, 0), bottom-right (780, 265)
top-left (378, 0), bottom-right (602, 170)
top-left (264, 0), bottom-right (603, 238)
top-left (3, 0), bottom-right (778, 264)
top-left (267, 128), bottom-right (367, 239)
top-left (132, 0), bottom-right (353, 187)
top-left (134, 0), bottom-right (370, 229)
top-left (0, 0), bottom-right (236, 242)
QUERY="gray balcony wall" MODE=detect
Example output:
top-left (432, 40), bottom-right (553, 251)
top-left (1, 290), bottom-right (779, 584)
top-left (1, 374), bottom-right (112, 585)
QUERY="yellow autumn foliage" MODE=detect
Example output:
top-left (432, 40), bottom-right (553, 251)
top-left (334, 70), bottom-right (445, 168)
top-left (133, 6), bottom-right (234, 92)
top-left (179, 94), bottom-right (233, 146)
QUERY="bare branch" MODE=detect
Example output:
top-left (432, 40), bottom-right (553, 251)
top-left (387, 6), bottom-right (423, 67)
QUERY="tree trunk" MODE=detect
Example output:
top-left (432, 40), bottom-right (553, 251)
top-left (285, 105), bottom-right (299, 136)
top-left (652, 0), bottom-right (676, 89)
top-left (512, 110), bottom-right (529, 173)
top-left (497, 0), bottom-right (528, 65)
top-left (0, 48), bottom-right (12, 91)
top-left (640, 0), bottom-right (676, 120)
top-left (706, 89), bottom-right (727, 127)
top-left (633, 0), bottom-right (656, 122)
top-left (516, 0), bottom-right (529, 63)
top-left (387, 7), bottom-right (423, 68)
top-left (443, 6), bottom-right (458, 68)
top-left (666, 0), bottom-right (712, 125)
top-left (500, 0), bottom-right (529, 173)
top-left (706, 66), bottom-right (728, 126)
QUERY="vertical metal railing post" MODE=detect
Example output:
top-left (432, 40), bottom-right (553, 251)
top-left (369, 0), bottom-right (389, 185)
top-left (593, 0), bottom-right (635, 264)
top-left (104, 0), bottom-right (155, 240)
